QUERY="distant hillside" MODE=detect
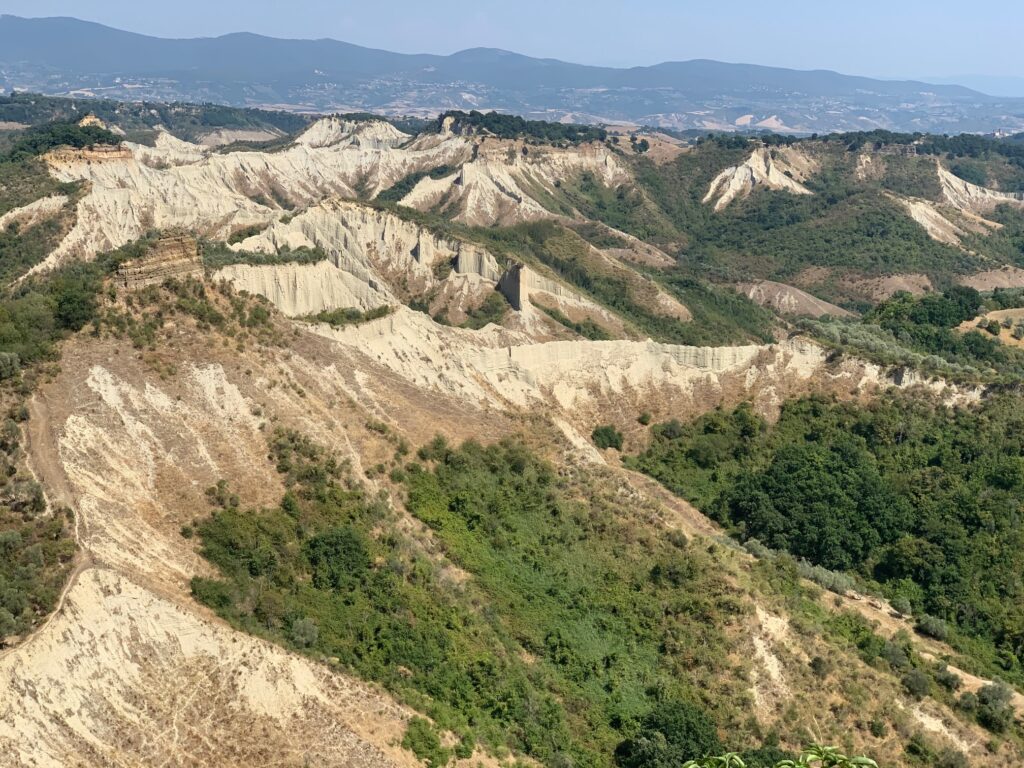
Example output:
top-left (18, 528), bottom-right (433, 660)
top-left (2, 15), bottom-right (1024, 134)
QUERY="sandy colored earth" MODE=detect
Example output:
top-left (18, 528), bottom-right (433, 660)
top-left (958, 266), bottom-right (1024, 291)
top-left (703, 146), bottom-right (817, 211)
top-left (843, 273), bottom-right (933, 301)
top-left (738, 280), bottom-right (854, 318)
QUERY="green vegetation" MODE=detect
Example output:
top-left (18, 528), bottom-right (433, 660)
top-left (802, 287), bottom-right (1024, 382)
top-left (630, 148), bottom-right (973, 289)
top-left (684, 744), bottom-right (877, 768)
top-left (0, 437), bottom-right (74, 640)
top-left (472, 221), bottom-right (774, 345)
top-left (536, 303), bottom-right (613, 340)
top-left (100, 276), bottom-right (279, 351)
top-left (2, 122), bottom-right (119, 161)
top-left (435, 111), bottom-right (607, 144)
top-left (200, 241), bottom-right (328, 269)
top-left (0, 241), bottom-right (139, 376)
top-left (191, 431), bottom-right (772, 766)
top-left (563, 170), bottom-right (678, 244)
top-left (457, 291), bottom-right (509, 330)
top-left (403, 717), bottom-right (452, 768)
top-left (305, 305), bottom-right (392, 328)
top-left (628, 391), bottom-right (1024, 692)
top-left (0, 156), bottom-right (73, 216)
top-left (0, 194), bottom-right (73, 285)
top-left (377, 165), bottom-right (456, 203)
top-left (0, 236), bottom-right (143, 644)
top-left (592, 425), bottom-right (624, 450)
top-left (0, 140), bottom-right (87, 283)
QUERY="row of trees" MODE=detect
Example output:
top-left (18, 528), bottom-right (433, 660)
top-left (435, 110), bottom-right (607, 144)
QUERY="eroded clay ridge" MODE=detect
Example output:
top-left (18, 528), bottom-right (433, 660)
top-left (30, 118), bottom-right (634, 277)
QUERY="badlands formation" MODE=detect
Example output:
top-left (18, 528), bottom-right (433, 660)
top-left (702, 146), bottom-right (816, 211)
top-left (0, 118), bottom-right (1008, 766)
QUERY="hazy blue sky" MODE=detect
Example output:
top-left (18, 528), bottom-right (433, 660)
top-left (2, 0), bottom-right (1021, 82)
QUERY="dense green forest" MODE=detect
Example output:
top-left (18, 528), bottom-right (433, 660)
top-left (627, 391), bottom-right (1024, 694)
top-left (1, 121), bottom-right (120, 161)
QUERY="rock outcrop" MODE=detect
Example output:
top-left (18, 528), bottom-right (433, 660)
top-left (216, 260), bottom-right (384, 316)
top-left (703, 146), bottom-right (816, 211)
top-left (938, 165), bottom-right (1024, 216)
top-left (214, 199), bottom-right (504, 316)
top-left (32, 118), bottom-right (473, 275)
top-left (399, 137), bottom-right (629, 226)
top-left (892, 195), bottom-right (967, 246)
top-left (116, 233), bottom-right (203, 290)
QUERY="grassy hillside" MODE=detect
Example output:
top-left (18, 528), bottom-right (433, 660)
top-left (470, 221), bottom-right (776, 345)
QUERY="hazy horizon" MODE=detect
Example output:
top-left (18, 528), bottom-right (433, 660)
top-left (1, 1), bottom-right (1022, 92)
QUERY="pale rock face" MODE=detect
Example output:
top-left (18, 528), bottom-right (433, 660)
top-left (294, 117), bottom-right (409, 150)
top-left (216, 260), bottom-right (386, 316)
top-left (937, 165), bottom-right (1024, 215)
top-left (211, 198), bottom-right (620, 335)
top-left (198, 128), bottom-right (285, 147)
top-left (739, 280), bottom-right (853, 318)
top-left (132, 129), bottom-right (211, 167)
top-left (0, 357), bottom-right (423, 768)
top-left (313, 306), bottom-right (802, 411)
top-left (893, 195), bottom-right (966, 246)
top-left (703, 146), bottom-right (816, 211)
top-left (890, 164), bottom-right (1024, 247)
top-left (32, 118), bottom-right (473, 275)
top-left (0, 195), bottom-right (68, 232)
top-left (0, 568), bottom-right (412, 768)
top-left (400, 139), bottom-right (630, 226)
top-left (214, 199), bottom-right (505, 316)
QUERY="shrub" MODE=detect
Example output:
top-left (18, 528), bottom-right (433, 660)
top-left (796, 560), bottom-right (855, 595)
top-left (291, 617), bottom-right (319, 648)
top-left (402, 717), bottom-right (450, 768)
top-left (810, 656), bottom-right (833, 678)
top-left (934, 665), bottom-right (962, 691)
top-left (936, 748), bottom-right (969, 768)
top-left (977, 682), bottom-right (1014, 733)
top-left (915, 614), bottom-right (950, 641)
top-left (902, 668), bottom-right (932, 699)
top-left (958, 691), bottom-right (978, 712)
top-left (592, 425), bottom-right (624, 451)
top-left (615, 698), bottom-right (722, 768)
top-left (890, 595), bottom-right (912, 617)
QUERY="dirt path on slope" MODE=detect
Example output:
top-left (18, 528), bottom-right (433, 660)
top-left (0, 394), bottom-right (100, 663)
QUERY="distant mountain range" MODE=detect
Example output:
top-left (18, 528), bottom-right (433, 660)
top-left (2, 14), bottom-right (1023, 135)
